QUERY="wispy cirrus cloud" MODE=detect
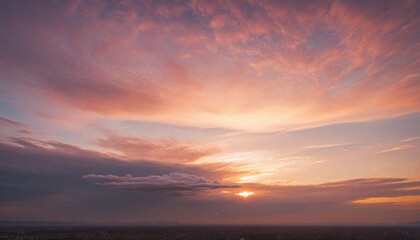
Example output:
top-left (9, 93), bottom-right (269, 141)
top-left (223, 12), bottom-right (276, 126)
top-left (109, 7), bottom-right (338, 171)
top-left (302, 142), bottom-right (354, 150)
top-left (93, 134), bottom-right (219, 163)
top-left (0, 116), bottom-right (31, 134)
top-left (377, 145), bottom-right (415, 154)
top-left (401, 137), bottom-right (420, 142)
top-left (0, 1), bottom-right (419, 131)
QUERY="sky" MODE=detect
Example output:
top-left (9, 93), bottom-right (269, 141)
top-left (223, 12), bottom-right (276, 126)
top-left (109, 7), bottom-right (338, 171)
top-left (0, 0), bottom-right (419, 224)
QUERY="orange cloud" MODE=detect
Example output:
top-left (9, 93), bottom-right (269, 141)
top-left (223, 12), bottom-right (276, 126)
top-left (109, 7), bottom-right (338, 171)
top-left (377, 145), bottom-right (415, 154)
top-left (242, 177), bottom-right (420, 205)
top-left (352, 195), bottom-right (420, 206)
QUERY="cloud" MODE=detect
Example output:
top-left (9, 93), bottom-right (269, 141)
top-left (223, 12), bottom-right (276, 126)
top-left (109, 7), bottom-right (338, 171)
top-left (0, 136), bottom-right (233, 180)
top-left (0, 206), bottom-right (21, 211)
top-left (0, 135), bottom-right (242, 202)
top-left (83, 172), bottom-right (240, 192)
top-left (352, 195), bottom-right (420, 207)
top-left (0, 116), bottom-right (26, 129)
top-left (0, 116), bottom-right (31, 134)
top-left (93, 134), bottom-right (219, 163)
top-left (244, 177), bottom-right (420, 205)
top-left (377, 145), bottom-right (414, 154)
top-left (0, 1), bottom-right (419, 223)
top-left (0, 1), bottom-right (419, 131)
top-left (302, 142), bottom-right (354, 150)
top-left (401, 136), bottom-right (420, 142)
top-left (1, 137), bottom-right (419, 222)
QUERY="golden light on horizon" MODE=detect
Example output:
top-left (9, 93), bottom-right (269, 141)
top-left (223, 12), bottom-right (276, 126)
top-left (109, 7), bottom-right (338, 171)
top-left (352, 195), bottom-right (420, 205)
top-left (236, 191), bottom-right (254, 198)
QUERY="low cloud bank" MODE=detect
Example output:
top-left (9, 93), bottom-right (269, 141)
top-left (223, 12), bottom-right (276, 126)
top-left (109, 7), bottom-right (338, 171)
top-left (83, 172), bottom-right (241, 191)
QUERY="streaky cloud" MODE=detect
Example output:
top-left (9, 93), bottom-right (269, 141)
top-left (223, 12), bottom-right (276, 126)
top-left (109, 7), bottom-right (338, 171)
top-left (83, 173), bottom-right (241, 191)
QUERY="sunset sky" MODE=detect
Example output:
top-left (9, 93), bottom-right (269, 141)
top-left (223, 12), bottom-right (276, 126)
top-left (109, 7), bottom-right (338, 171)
top-left (0, 0), bottom-right (420, 224)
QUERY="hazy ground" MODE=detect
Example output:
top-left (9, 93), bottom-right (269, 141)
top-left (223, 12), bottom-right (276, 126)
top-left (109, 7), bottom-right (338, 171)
top-left (1, 225), bottom-right (420, 240)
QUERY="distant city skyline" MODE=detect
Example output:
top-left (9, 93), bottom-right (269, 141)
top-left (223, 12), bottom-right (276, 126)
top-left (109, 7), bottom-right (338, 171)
top-left (0, 0), bottom-right (419, 224)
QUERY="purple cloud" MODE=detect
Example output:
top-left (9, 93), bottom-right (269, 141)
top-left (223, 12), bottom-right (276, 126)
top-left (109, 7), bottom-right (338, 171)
top-left (83, 172), bottom-right (241, 191)
top-left (0, 116), bottom-right (31, 134)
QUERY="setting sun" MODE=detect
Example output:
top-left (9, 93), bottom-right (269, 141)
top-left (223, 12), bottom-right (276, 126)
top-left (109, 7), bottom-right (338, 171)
top-left (236, 192), bottom-right (255, 198)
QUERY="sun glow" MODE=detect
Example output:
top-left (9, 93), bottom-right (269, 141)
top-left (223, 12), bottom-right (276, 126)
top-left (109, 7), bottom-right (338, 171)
top-left (236, 191), bottom-right (254, 198)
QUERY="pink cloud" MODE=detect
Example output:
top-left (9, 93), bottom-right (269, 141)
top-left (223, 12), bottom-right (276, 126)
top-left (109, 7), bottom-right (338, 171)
top-left (0, 117), bottom-right (31, 134)
top-left (0, 1), bottom-right (419, 131)
top-left (93, 134), bottom-right (219, 163)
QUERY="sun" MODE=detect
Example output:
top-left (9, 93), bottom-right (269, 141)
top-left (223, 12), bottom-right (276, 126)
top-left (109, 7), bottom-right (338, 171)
top-left (236, 191), bottom-right (254, 198)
